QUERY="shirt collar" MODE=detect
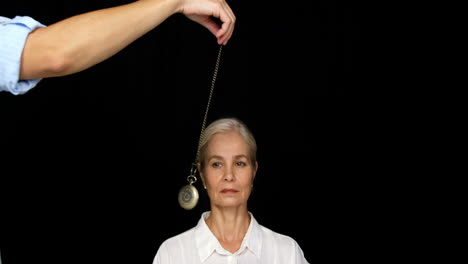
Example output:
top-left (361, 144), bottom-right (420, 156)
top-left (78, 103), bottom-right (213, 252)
top-left (245, 213), bottom-right (262, 258)
top-left (194, 211), bottom-right (263, 262)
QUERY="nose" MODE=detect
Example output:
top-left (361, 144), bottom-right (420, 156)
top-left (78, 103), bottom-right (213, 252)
top-left (223, 165), bottom-right (235, 182)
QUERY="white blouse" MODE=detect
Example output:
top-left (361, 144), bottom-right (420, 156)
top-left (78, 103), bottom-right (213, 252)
top-left (153, 211), bottom-right (309, 264)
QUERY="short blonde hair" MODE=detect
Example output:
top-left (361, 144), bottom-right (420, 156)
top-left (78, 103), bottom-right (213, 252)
top-left (198, 117), bottom-right (257, 170)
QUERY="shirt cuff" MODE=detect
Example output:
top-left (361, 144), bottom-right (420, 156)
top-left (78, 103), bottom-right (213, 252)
top-left (0, 16), bottom-right (46, 95)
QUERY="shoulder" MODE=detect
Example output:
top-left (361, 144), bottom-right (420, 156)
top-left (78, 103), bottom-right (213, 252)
top-left (260, 224), bottom-right (301, 248)
top-left (258, 224), bottom-right (309, 263)
top-left (158, 227), bottom-right (195, 252)
top-left (249, 213), bottom-right (304, 252)
top-left (154, 212), bottom-right (211, 263)
top-left (153, 227), bottom-right (198, 264)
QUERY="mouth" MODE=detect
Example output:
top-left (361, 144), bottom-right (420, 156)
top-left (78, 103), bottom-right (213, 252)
top-left (221, 188), bottom-right (239, 194)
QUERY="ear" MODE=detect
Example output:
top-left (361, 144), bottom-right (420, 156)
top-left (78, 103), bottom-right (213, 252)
top-left (197, 162), bottom-right (207, 188)
top-left (253, 161), bottom-right (258, 181)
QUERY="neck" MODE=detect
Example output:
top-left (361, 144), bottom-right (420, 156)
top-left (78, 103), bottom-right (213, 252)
top-left (206, 207), bottom-right (251, 246)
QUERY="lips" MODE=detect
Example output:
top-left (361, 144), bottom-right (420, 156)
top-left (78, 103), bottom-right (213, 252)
top-left (221, 188), bottom-right (239, 194)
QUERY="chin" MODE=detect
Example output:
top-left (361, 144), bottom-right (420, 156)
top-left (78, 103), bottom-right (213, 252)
top-left (216, 199), bottom-right (245, 208)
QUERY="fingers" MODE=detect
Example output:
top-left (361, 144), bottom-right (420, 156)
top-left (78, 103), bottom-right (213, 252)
top-left (202, 17), bottom-right (224, 38)
top-left (216, 0), bottom-right (235, 45)
top-left (182, 0), bottom-right (236, 45)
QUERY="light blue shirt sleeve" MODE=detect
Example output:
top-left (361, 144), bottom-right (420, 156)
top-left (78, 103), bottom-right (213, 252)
top-left (0, 16), bottom-right (46, 95)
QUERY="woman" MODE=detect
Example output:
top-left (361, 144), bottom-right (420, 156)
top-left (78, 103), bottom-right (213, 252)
top-left (153, 117), bottom-right (309, 263)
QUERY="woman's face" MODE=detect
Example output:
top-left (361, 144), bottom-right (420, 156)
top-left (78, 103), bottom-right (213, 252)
top-left (200, 130), bottom-right (257, 209)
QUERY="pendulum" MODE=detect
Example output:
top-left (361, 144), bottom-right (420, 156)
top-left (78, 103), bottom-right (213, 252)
top-left (178, 45), bottom-right (223, 210)
top-left (178, 168), bottom-right (199, 210)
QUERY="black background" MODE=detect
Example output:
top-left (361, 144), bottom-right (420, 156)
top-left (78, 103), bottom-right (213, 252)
top-left (1, 1), bottom-right (358, 263)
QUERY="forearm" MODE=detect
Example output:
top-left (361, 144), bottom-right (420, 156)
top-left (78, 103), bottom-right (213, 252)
top-left (20, 0), bottom-right (179, 79)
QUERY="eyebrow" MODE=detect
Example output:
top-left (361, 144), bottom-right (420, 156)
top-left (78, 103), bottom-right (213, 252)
top-left (208, 154), bottom-right (249, 160)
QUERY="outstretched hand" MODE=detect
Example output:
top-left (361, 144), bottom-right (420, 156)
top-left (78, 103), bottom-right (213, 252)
top-left (177, 0), bottom-right (236, 45)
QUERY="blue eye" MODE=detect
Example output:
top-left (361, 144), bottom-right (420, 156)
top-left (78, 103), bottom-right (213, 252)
top-left (212, 162), bottom-right (222, 167)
